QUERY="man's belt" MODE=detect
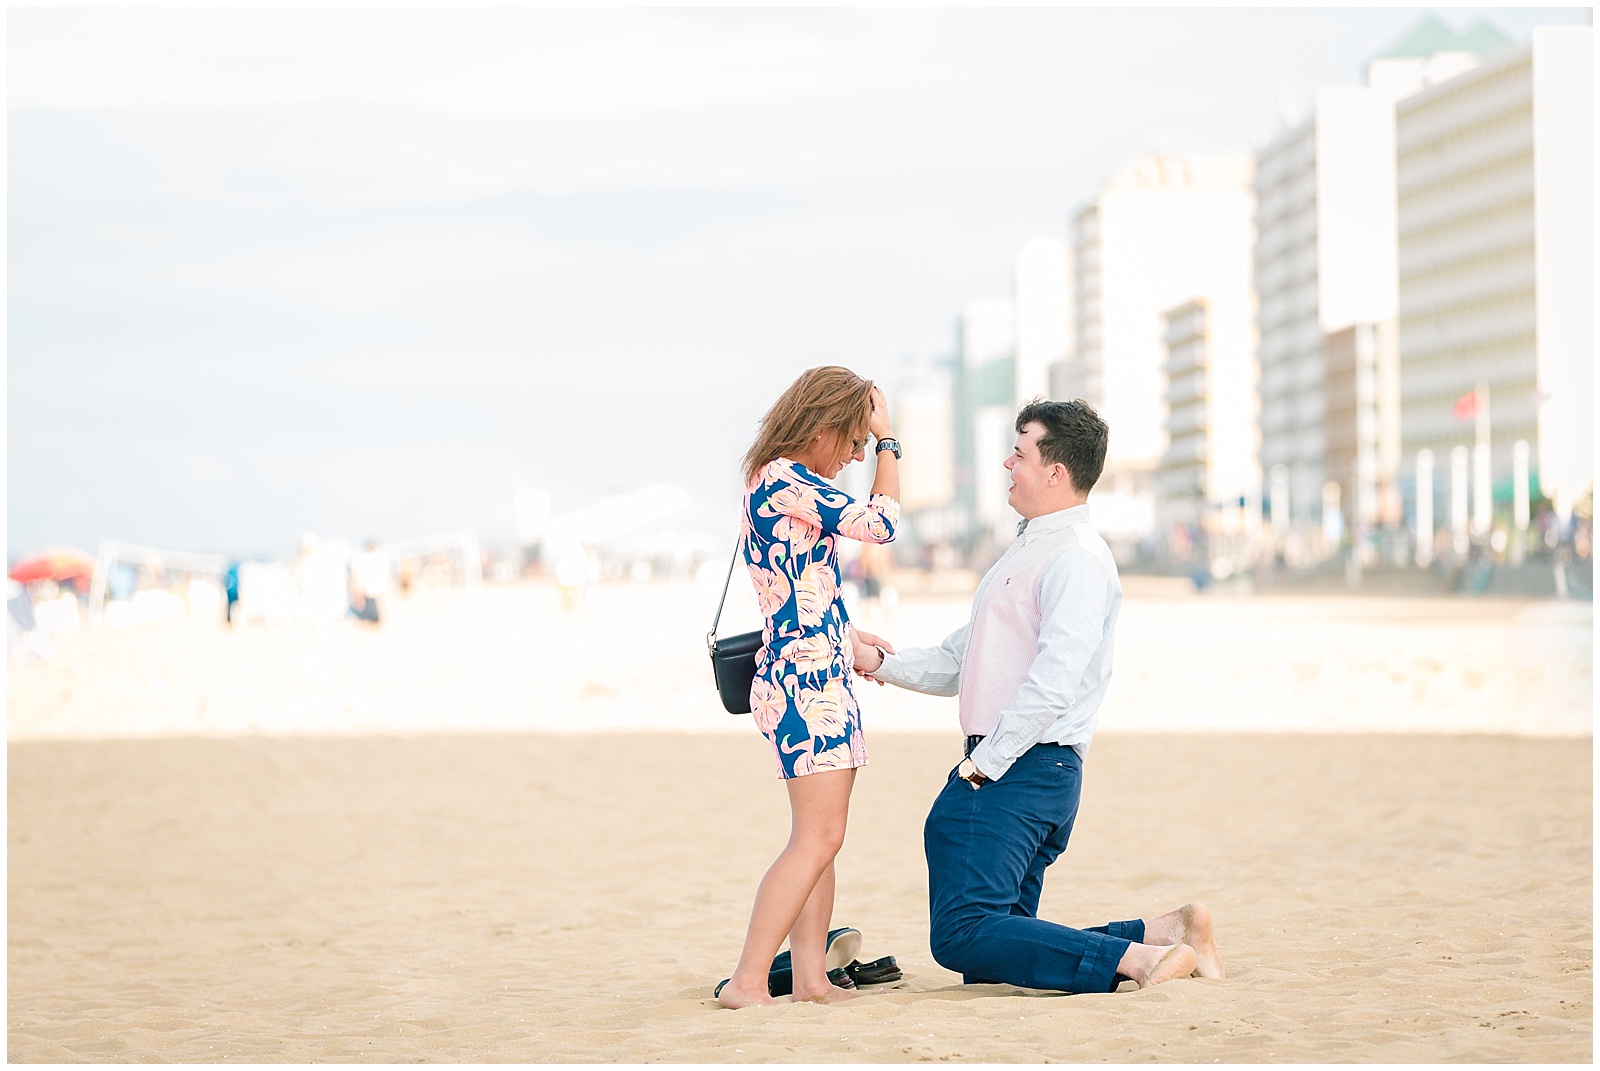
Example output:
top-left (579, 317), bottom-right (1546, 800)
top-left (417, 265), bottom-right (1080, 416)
top-left (965, 734), bottom-right (1069, 757)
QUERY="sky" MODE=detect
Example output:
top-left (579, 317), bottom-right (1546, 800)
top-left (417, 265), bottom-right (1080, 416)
top-left (6, 5), bottom-right (1591, 558)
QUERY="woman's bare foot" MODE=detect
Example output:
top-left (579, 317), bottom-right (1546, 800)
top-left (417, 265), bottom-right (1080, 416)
top-left (1144, 903), bottom-right (1224, 979)
top-left (791, 982), bottom-right (863, 1004)
top-left (1115, 942), bottom-right (1197, 989)
top-left (717, 978), bottom-right (779, 1009)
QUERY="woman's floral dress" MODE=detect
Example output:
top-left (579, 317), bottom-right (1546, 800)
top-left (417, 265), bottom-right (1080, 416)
top-left (743, 457), bottom-right (899, 779)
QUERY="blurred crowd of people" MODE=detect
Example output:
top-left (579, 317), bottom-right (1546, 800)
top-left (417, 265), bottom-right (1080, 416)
top-left (11, 481), bottom-right (1591, 662)
top-left (5, 533), bottom-right (482, 661)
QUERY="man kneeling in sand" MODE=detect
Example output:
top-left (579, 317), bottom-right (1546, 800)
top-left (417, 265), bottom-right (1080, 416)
top-left (851, 400), bottom-right (1223, 993)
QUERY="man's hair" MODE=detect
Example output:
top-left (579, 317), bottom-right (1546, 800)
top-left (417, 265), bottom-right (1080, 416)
top-left (1014, 398), bottom-right (1109, 494)
top-left (743, 366), bottom-right (874, 484)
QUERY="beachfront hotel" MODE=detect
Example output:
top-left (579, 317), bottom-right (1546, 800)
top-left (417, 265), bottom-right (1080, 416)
top-left (1155, 291), bottom-right (1261, 570)
top-left (1395, 25), bottom-right (1594, 534)
top-left (1054, 152), bottom-right (1254, 548)
top-left (1323, 319), bottom-right (1403, 555)
top-left (1251, 18), bottom-right (1529, 560)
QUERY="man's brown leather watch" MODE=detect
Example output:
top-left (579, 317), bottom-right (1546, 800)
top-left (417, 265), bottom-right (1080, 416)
top-left (957, 757), bottom-right (989, 787)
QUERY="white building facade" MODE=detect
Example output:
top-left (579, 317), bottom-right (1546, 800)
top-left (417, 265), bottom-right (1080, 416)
top-left (1056, 153), bottom-right (1254, 549)
top-left (1324, 320), bottom-right (1401, 548)
top-left (1254, 78), bottom-right (1410, 547)
top-left (1396, 26), bottom-right (1593, 535)
top-left (1013, 236), bottom-right (1073, 405)
top-left (1158, 300), bottom-right (1211, 531)
top-left (1158, 293), bottom-right (1261, 541)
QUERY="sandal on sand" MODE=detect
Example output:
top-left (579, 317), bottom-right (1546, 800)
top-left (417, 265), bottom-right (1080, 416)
top-left (844, 955), bottom-right (903, 988)
top-left (767, 927), bottom-right (863, 997)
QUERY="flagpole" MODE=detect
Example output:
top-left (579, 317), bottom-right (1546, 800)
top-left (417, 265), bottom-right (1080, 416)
top-left (1512, 439), bottom-right (1530, 565)
top-left (1415, 449), bottom-right (1434, 568)
top-left (1472, 380), bottom-right (1491, 541)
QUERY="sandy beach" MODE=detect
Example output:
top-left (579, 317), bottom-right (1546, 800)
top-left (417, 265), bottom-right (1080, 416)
top-left (8, 732), bottom-right (1591, 1063)
top-left (7, 583), bottom-right (1593, 1062)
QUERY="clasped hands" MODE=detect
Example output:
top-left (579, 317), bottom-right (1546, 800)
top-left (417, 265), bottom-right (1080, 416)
top-left (849, 628), bottom-right (896, 686)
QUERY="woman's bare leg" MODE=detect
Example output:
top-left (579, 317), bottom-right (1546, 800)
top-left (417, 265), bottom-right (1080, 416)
top-left (787, 861), bottom-right (838, 1000)
top-left (718, 768), bottom-right (859, 1009)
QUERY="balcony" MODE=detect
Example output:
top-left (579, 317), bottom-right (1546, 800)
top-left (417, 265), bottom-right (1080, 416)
top-left (1162, 434), bottom-right (1208, 466)
top-left (1165, 403), bottom-right (1209, 435)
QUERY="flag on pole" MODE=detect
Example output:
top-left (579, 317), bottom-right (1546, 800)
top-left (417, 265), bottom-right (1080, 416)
top-left (1452, 390), bottom-right (1477, 421)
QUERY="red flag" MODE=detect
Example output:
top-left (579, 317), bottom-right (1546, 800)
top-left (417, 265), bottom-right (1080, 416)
top-left (1453, 390), bottom-right (1477, 421)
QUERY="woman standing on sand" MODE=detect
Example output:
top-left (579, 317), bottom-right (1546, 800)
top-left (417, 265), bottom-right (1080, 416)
top-left (716, 366), bottom-right (901, 1009)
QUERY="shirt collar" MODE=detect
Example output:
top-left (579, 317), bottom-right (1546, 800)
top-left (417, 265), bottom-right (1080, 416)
top-left (1016, 503), bottom-right (1090, 539)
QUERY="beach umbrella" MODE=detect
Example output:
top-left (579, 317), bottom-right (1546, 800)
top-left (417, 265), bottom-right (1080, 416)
top-left (8, 547), bottom-right (98, 584)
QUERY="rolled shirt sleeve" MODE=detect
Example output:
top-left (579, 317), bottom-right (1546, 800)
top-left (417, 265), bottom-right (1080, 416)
top-left (761, 462), bottom-right (899, 545)
top-left (872, 620), bottom-right (970, 698)
top-left (832, 492), bottom-right (900, 544)
top-left (969, 546), bottom-right (1113, 781)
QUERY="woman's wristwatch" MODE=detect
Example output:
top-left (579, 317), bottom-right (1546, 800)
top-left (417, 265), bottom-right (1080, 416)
top-left (875, 436), bottom-right (901, 459)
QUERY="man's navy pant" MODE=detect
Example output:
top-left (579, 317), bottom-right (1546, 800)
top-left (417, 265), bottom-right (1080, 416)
top-left (923, 742), bottom-right (1143, 993)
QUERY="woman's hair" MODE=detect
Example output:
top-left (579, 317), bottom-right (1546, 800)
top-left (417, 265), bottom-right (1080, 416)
top-left (743, 366), bottom-right (874, 485)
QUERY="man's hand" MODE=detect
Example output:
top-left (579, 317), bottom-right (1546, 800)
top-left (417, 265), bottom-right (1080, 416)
top-left (956, 757), bottom-right (989, 788)
top-left (850, 628), bottom-right (896, 684)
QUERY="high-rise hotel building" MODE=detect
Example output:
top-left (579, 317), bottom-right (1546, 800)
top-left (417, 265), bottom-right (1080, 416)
top-left (1253, 18), bottom-right (1512, 546)
top-left (1156, 291), bottom-right (1260, 544)
top-left (1396, 26), bottom-right (1592, 524)
top-left (1054, 153), bottom-right (1254, 539)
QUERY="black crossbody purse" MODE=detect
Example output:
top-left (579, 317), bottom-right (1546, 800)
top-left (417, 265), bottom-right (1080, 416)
top-left (707, 542), bottom-right (762, 715)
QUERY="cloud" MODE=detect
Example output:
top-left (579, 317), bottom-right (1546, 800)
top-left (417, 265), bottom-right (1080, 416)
top-left (10, 7), bottom-right (1584, 552)
top-left (9, 8), bottom-right (911, 116)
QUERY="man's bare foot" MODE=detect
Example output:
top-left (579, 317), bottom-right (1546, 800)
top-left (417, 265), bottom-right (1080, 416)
top-left (1122, 942), bottom-right (1197, 989)
top-left (1115, 940), bottom-right (1196, 989)
top-left (1139, 944), bottom-right (1197, 988)
top-left (1142, 903), bottom-right (1224, 979)
top-left (791, 982), bottom-right (863, 1004)
top-left (1178, 903), bottom-right (1224, 979)
top-left (716, 978), bottom-right (779, 1009)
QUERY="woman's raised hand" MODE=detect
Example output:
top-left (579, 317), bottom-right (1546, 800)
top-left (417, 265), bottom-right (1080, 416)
top-left (868, 385), bottom-right (893, 442)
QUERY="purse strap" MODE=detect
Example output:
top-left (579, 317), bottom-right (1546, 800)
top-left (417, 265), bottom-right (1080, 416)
top-left (706, 539), bottom-right (742, 652)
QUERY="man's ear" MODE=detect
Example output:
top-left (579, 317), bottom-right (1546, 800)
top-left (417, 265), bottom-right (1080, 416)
top-left (1049, 463), bottom-right (1067, 486)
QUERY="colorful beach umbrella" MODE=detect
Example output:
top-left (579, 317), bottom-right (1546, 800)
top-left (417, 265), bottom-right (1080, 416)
top-left (8, 547), bottom-right (98, 584)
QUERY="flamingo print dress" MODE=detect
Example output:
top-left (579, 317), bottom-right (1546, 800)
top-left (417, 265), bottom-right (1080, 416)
top-left (742, 457), bottom-right (899, 779)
